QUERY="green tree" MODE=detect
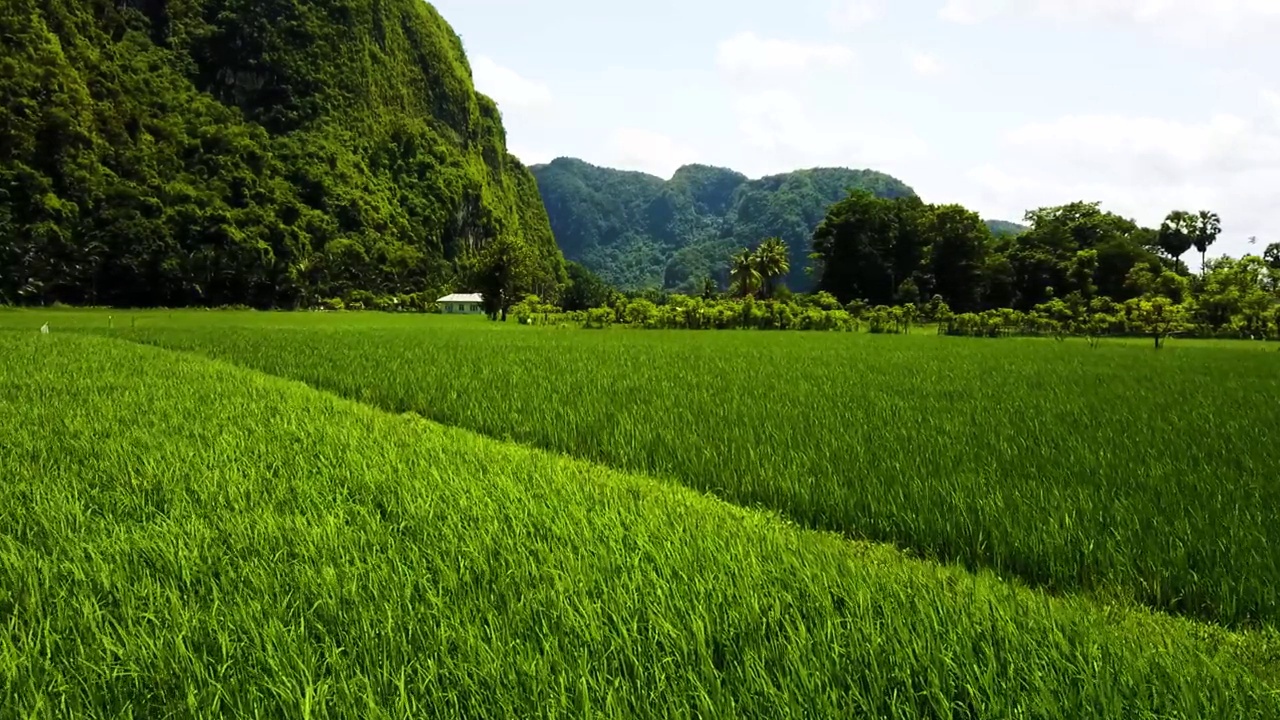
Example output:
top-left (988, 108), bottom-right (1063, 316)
top-left (475, 236), bottom-right (533, 322)
top-left (895, 278), bottom-right (921, 306)
top-left (1093, 235), bottom-right (1161, 301)
top-left (1195, 256), bottom-right (1275, 334)
top-left (699, 275), bottom-right (719, 300)
top-left (751, 237), bottom-right (790, 299)
top-left (730, 248), bottom-right (760, 298)
top-left (810, 291), bottom-right (841, 311)
top-left (1125, 264), bottom-right (1189, 304)
top-left (981, 252), bottom-right (1018, 308)
top-left (1158, 211), bottom-right (1197, 263)
top-left (921, 204), bottom-right (990, 312)
top-left (1192, 210), bottom-right (1221, 276)
top-left (1068, 249), bottom-right (1099, 300)
top-left (561, 261), bottom-right (614, 311)
top-left (1264, 243), bottom-right (1280, 295)
top-left (1129, 296), bottom-right (1189, 349)
top-left (811, 190), bottom-right (902, 304)
top-left (1005, 201), bottom-right (1152, 311)
top-left (1265, 242), bottom-right (1280, 270)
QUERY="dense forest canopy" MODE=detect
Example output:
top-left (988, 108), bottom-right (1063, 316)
top-left (808, 195), bottom-right (1173, 311)
top-left (0, 0), bottom-right (565, 309)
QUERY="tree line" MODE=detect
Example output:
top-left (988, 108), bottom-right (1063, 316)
top-left (507, 194), bottom-right (1280, 345)
top-left (810, 193), bottom-right (1196, 312)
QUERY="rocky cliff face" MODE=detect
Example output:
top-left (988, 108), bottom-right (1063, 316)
top-left (0, 0), bottom-right (563, 307)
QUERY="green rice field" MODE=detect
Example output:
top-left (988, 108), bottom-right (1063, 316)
top-left (1, 309), bottom-right (1278, 717)
top-left (30, 309), bottom-right (1279, 627)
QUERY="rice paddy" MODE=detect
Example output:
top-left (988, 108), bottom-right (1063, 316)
top-left (42, 309), bottom-right (1280, 629)
top-left (2, 309), bottom-right (1278, 717)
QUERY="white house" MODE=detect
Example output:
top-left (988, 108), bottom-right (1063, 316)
top-left (437, 293), bottom-right (484, 314)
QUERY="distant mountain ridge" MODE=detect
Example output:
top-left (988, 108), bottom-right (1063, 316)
top-left (531, 158), bottom-right (1023, 292)
top-left (530, 158), bottom-right (917, 292)
top-left (986, 219), bottom-right (1029, 237)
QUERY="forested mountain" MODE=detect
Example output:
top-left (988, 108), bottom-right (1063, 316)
top-left (531, 158), bottom-right (916, 292)
top-left (0, 0), bottom-right (564, 308)
top-left (986, 220), bottom-right (1028, 237)
top-left (531, 158), bottom-right (1031, 293)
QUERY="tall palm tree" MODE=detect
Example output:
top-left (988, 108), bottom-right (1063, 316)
top-left (1194, 210), bottom-right (1221, 277)
top-left (1158, 210), bottom-right (1196, 265)
top-left (730, 248), bottom-right (760, 298)
top-left (751, 237), bottom-right (790, 299)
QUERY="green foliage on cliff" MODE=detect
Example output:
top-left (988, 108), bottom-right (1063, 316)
top-left (0, 0), bottom-right (564, 308)
top-left (531, 158), bottom-right (916, 292)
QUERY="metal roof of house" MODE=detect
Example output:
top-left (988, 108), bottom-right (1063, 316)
top-left (437, 293), bottom-right (483, 303)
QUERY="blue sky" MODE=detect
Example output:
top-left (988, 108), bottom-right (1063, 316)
top-left (432, 0), bottom-right (1279, 259)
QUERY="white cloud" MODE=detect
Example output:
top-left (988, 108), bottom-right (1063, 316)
top-left (1003, 111), bottom-right (1280, 180)
top-left (471, 56), bottom-right (552, 111)
top-left (732, 90), bottom-right (929, 172)
top-left (938, 0), bottom-right (982, 24)
top-left (716, 32), bottom-right (855, 79)
top-left (938, 0), bottom-right (1280, 44)
top-left (910, 52), bottom-right (943, 76)
top-left (1263, 89), bottom-right (1280, 118)
top-left (607, 128), bottom-right (700, 179)
top-left (829, 0), bottom-right (882, 30)
top-left (959, 90), bottom-right (1280, 257)
top-left (711, 31), bottom-right (932, 176)
top-left (506, 143), bottom-right (553, 167)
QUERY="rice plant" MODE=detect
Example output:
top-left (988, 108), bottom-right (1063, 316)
top-left (44, 309), bottom-right (1279, 630)
top-left (0, 331), bottom-right (1276, 718)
